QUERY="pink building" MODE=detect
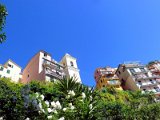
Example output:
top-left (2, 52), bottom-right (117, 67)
top-left (21, 50), bottom-right (81, 83)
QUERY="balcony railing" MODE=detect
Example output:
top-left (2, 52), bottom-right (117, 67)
top-left (150, 69), bottom-right (160, 73)
top-left (107, 80), bottom-right (121, 86)
top-left (43, 60), bottom-right (64, 72)
top-left (45, 69), bottom-right (65, 80)
top-left (137, 81), bottom-right (158, 88)
top-left (131, 70), bottom-right (148, 75)
top-left (134, 75), bottom-right (160, 81)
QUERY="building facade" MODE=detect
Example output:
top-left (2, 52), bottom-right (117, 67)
top-left (21, 50), bottom-right (81, 83)
top-left (116, 62), bottom-right (160, 98)
top-left (0, 59), bottom-right (22, 83)
top-left (94, 67), bottom-right (122, 90)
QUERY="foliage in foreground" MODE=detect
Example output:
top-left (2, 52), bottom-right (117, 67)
top-left (0, 4), bottom-right (7, 43)
top-left (0, 78), bottom-right (160, 120)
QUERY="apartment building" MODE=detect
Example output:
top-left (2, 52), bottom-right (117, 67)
top-left (21, 50), bottom-right (81, 83)
top-left (0, 59), bottom-right (22, 82)
top-left (116, 62), bottom-right (160, 97)
top-left (94, 67), bottom-right (122, 90)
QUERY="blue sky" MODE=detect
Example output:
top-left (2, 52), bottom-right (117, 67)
top-left (1, 0), bottom-right (160, 86)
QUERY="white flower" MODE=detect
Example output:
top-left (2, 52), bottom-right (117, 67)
top-left (0, 117), bottom-right (3, 120)
top-left (66, 95), bottom-right (71, 99)
top-left (48, 108), bottom-right (52, 113)
top-left (38, 103), bottom-right (42, 109)
top-left (40, 95), bottom-right (44, 100)
top-left (47, 115), bottom-right (52, 119)
top-left (90, 96), bottom-right (93, 101)
top-left (41, 109), bottom-right (45, 113)
top-left (45, 101), bottom-right (50, 107)
top-left (25, 118), bottom-right (30, 120)
top-left (82, 92), bottom-right (86, 99)
top-left (70, 105), bottom-right (75, 110)
top-left (56, 101), bottom-right (60, 106)
top-left (51, 101), bottom-right (56, 108)
top-left (56, 101), bottom-right (62, 109)
top-left (58, 117), bottom-right (65, 120)
top-left (68, 103), bottom-right (72, 107)
top-left (68, 90), bottom-right (75, 96)
top-left (89, 104), bottom-right (93, 110)
top-left (53, 110), bottom-right (58, 114)
top-left (63, 108), bottom-right (67, 111)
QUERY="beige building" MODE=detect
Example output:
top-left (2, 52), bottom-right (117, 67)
top-left (116, 62), bottom-right (160, 97)
top-left (21, 50), bottom-right (81, 83)
top-left (0, 59), bottom-right (22, 83)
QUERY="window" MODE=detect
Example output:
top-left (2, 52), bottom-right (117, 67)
top-left (130, 69), bottom-right (135, 73)
top-left (138, 81), bottom-right (142, 85)
top-left (56, 71), bottom-right (60, 75)
top-left (143, 89), bottom-right (146, 91)
top-left (70, 61), bottom-right (74, 67)
top-left (57, 65), bottom-right (61, 69)
top-left (118, 71), bottom-right (121, 74)
top-left (150, 79), bottom-right (154, 84)
top-left (8, 64), bottom-right (13, 68)
top-left (140, 68), bottom-right (145, 72)
top-left (7, 70), bottom-right (10, 74)
top-left (44, 53), bottom-right (47, 57)
top-left (28, 74), bottom-right (29, 78)
top-left (103, 85), bottom-right (105, 87)
top-left (0, 67), bottom-right (4, 71)
top-left (154, 87), bottom-right (160, 92)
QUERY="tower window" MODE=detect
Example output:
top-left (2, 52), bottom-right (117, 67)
top-left (28, 74), bottom-right (29, 78)
top-left (70, 61), bottom-right (74, 67)
top-left (44, 53), bottom-right (47, 57)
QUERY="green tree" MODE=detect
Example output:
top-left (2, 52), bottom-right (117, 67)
top-left (0, 4), bottom-right (7, 43)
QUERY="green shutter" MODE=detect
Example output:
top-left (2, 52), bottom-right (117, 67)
top-left (0, 67), bottom-right (4, 71)
top-left (7, 70), bottom-right (10, 74)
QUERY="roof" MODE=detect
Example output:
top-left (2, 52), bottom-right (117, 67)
top-left (4, 59), bottom-right (22, 69)
top-left (60, 53), bottom-right (77, 63)
top-left (39, 50), bottom-right (52, 56)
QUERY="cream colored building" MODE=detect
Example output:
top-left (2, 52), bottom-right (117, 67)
top-left (60, 53), bottom-right (81, 83)
top-left (22, 50), bottom-right (81, 83)
top-left (0, 59), bottom-right (22, 83)
top-left (116, 62), bottom-right (160, 97)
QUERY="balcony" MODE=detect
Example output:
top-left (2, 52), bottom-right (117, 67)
top-left (45, 69), bottom-right (65, 80)
top-left (131, 70), bottom-right (148, 75)
top-left (137, 81), bottom-right (158, 88)
top-left (107, 80), bottom-right (121, 86)
top-left (43, 60), bottom-right (64, 73)
top-left (100, 71), bottom-right (114, 76)
top-left (150, 69), bottom-right (160, 73)
top-left (134, 75), bottom-right (160, 81)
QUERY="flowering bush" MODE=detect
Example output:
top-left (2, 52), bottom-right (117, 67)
top-left (0, 78), bottom-right (160, 120)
